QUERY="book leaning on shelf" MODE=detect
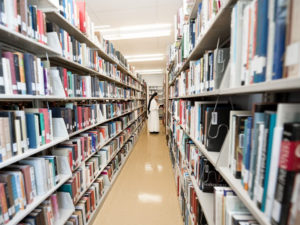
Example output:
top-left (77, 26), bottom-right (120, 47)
top-left (18, 191), bottom-right (73, 225)
top-left (171, 99), bottom-right (231, 152)
top-left (0, 154), bottom-right (71, 225)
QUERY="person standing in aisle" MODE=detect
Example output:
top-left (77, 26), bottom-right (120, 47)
top-left (148, 92), bottom-right (160, 133)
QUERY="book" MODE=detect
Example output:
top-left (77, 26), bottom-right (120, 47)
top-left (271, 122), bottom-right (300, 225)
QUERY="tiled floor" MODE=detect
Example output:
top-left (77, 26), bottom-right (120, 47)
top-left (91, 123), bottom-right (183, 225)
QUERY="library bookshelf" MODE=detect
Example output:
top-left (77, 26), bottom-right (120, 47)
top-left (166, 0), bottom-right (300, 225)
top-left (0, 1), bottom-right (147, 224)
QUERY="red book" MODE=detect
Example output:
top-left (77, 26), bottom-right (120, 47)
top-left (77, 106), bottom-right (82, 130)
top-left (76, 2), bottom-right (86, 33)
top-left (63, 68), bottom-right (68, 96)
top-left (2, 52), bottom-right (18, 94)
top-left (37, 10), bottom-right (43, 43)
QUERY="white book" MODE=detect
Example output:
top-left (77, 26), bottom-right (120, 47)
top-left (265, 0), bottom-right (276, 81)
top-left (253, 123), bottom-right (265, 204)
top-left (265, 103), bottom-right (300, 219)
top-left (2, 58), bottom-right (12, 95)
top-left (225, 195), bottom-right (249, 225)
top-left (36, 58), bottom-right (45, 96)
top-left (240, 4), bottom-right (250, 85)
top-left (20, 157), bottom-right (47, 196)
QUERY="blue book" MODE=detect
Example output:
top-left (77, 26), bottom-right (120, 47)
top-left (248, 112), bottom-right (265, 198)
top-left (23, 53), bottom-right (33, 95)
top-left (272, 0), bottom-right (288, 80)
top-left (261, 113), bottom-right (277, 211)
top-left (209, 52), bottom-right (214, 91)
top-left (60, 28), bottom-right (65, 57)
top-left (9, 174), bottom-right (20, 213)
top-left (25, 113), bottom-right (38, 149)
top-left (254, 0), bottom-right (269, 83)
top-left (242, 117), bottom-right (252, 188)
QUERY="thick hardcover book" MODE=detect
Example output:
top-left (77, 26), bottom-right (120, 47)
top-left (205, 107), bottom-right (230, 152)
top-left (271, 122), bottom-right (300, 225)
top-left (271, 0), bottom-right (288, 80)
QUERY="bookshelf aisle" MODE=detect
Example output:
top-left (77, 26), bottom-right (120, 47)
top-left (0, 1), bottom-right (147, 225)
top-left (166, 1), bottom-right (300, 225)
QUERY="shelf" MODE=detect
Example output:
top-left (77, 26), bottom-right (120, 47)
top-left (169, 77), bottom-right (300, 99)
top-left (68, 106), bottom-right (142, 138)
top-left (44, 10), bottom-right (142, 85)
top-left (55, 208), bottom-right (75, 225)
top-left (49, 55), bottom-right (141, 91)
top-left (0, 95), bottom-right (144, 101)
top-left (6, 174), bottom-right (71, 225)
top-left (218, 167), bottom-right (271, 225)
top-left (173, 116), bottom-right (220, 166)
top-left (45, 11), bottom-right (98, 49)
top-left (0, 136), bottom-right (68, 169)
top-left (188, 0), bottom-right (202, 20)
top-left (74, 120), bottom-right (145, 204)
top-left (72, 113), bottom-right (144, 173)
top-left (0, 25), bottom-right (60, 57)
top-left (187, 169), bottom-right (215, 225)
top-left (169, 0), bottom-right (237, 86)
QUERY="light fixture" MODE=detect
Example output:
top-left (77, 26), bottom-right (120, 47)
top-left (127, 57), bottom-right (164, 62)
top-left (99, 23), bottom-right (172, 40)
top-left (125, 54), bottom-right (165, 62)
top-left (94, 25), bottom-right (111, 29)
top-left (136, 69), bottom-right (164, 75)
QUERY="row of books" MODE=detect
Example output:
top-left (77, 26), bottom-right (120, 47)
top-left (52, 119), bottom-right (124, 173)
top-left (0, 48), bottom-right (142, 98)
top-left (55, 1), bottom-right (138, 76)
top-left (170, 99), bottom-right (300, 225)
top-left (65, 126), bottom-right (141, 225)
top-left (0, 155), bottom-right (63, 224)
top-left (19, 192), bottom-right (63, 225)
top-left (170, 133), bottom-right (259, 225)
top-left (230, 0), bottom-right (300, 87)
top-left (173, 0), bottom-right (227, 68)
top-left (0, 109), bottom-right (55, 161)
top-left (47, 21), bottom-right (140, 88)
top-left (59, 132), bottom-right (126, 204)
top-left (171, 47), bottom-right (230, 97)
top-left (0, 0), bottom-right (48, 44)
top-left (171, 100), bottom-right (230, 152)
top-left (51, 101), bottom-right (138, 134)
top-left (52, 67), bottom-right (134, 99)
top-left (214, 186), bottom-right (258, 225)
top-left (228, 103), bottom-right (300, 225)
top-left (58, 116), bottom-right (141, 202)
top-left (0, 103), bottom-right (142, 162)
top-left (0, 49), bottom-right (53, 96)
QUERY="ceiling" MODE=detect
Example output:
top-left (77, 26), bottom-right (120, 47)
top-left (86, 0), bottom-right (182, 75)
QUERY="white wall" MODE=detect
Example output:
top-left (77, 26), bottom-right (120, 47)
top-left (141, 74), bottom-right (164, 86)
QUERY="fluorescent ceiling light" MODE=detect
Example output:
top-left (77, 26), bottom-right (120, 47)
top-left (94, 25), bottom-right (111, 29)
top-left (104, 31), bottom-right (170, 40)
top-left (125, 54), bottom-right (164, 59)
top-left (100, 23), bottom-right (172, 40)
top-left (128, 57), bottom-right (164, 62)
top-left (136, 69), bottom-right (164, 75)
top-left (126, 54), bottom-right (165, 62)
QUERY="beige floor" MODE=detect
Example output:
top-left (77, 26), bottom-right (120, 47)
top-left (91, 122), bottom-right (183, 225)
